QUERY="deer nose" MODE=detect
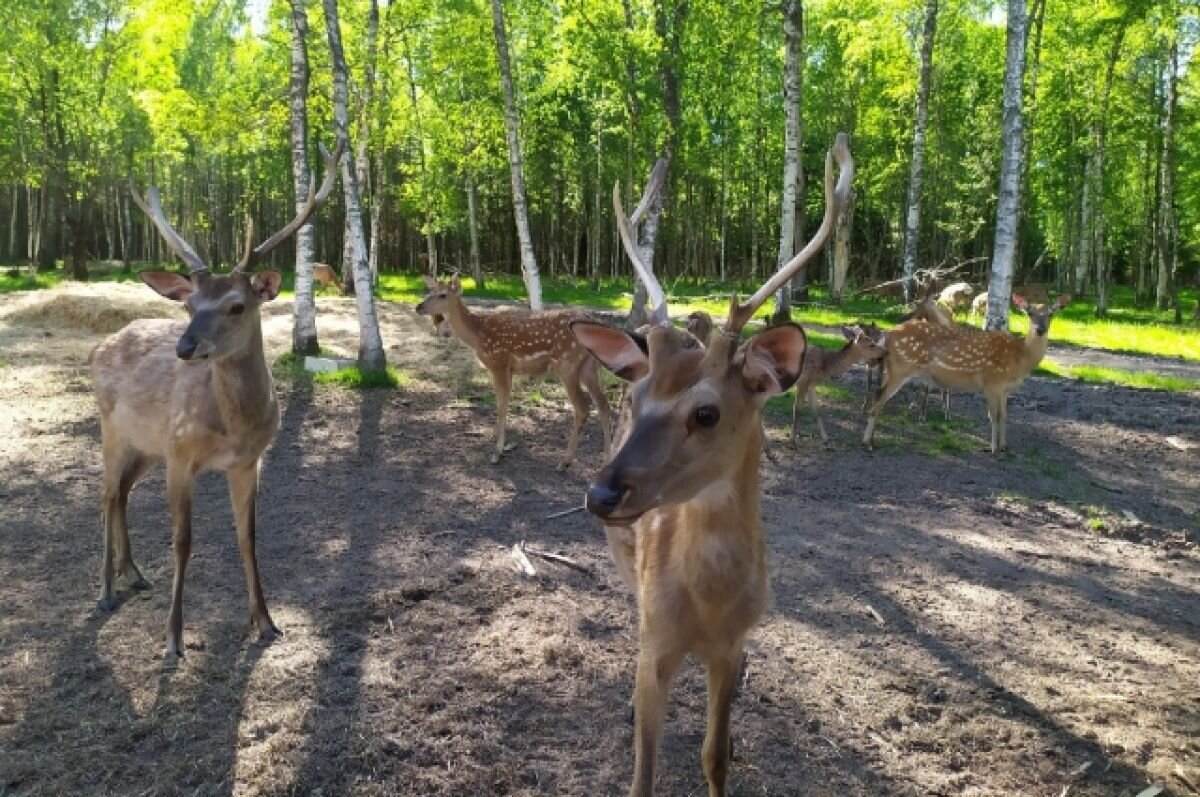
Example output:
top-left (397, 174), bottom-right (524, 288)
top-left (176, 336), bottom-right (198, 360)
top-left (585, 482), bottom-right (626, 517)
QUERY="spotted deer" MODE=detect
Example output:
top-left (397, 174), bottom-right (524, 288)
top-left (570, 135), bottom-right (853, 797)
top-left (863, 293), bottom-right (1071, 454)
top-left (415, 276), bottom-right (612, 468)
top-left (90, 140), bottom-right (342, 660)
top-left (790, 324), bottom-right (885, 447)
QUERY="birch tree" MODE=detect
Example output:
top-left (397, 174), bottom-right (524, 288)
top-left (490, 0), bottom-right (542, 310)
top-left (900, 0), bottom-right (938, 303)
top-left (322, 0), bottom-right (387, 372)
top-left (289, 0), bottom-right (320, 356)
top-left (983, 0), bottom-right (1027, 331)
top-left (773, 0), bottom-right (804, 323)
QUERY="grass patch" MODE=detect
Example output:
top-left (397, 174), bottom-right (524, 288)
top-left (313, 365), bottom-right (407, 389)
top-left (1037, 359), bottom-right (1200, 391)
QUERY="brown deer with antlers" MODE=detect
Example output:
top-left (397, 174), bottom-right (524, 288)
top-left (90, 140), bottom-right (343, 660)
top-left (570, 135), bottom-right (853, 797)
top-left (415, 276), bottom-right (612, 469)
top-left (863, 293), bottom-right (1070, 454)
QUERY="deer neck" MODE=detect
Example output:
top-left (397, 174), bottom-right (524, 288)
top-left (210, 321), bottom-right (276, 431)
top-left (444, 296), bottom-right (484, 351)
top-left (1019, 328), bottom-right (1051, 373)
top-left (823, 342), bottom-right (866, 380)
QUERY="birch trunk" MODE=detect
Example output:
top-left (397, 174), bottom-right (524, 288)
top-left (289, 0), bottom-right (320, 356)
top-left (490, 0), bottom-right (542, 310)
top-left (901, 0), bottom-right (938, 303)
top-left (983, 0), bottom-right (1027, 331)
top-left (323, 0), bottom-right (387, 372)
top-left (773, 0), bottom-right (804, 323)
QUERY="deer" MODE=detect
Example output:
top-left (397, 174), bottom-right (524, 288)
top-left (863, 293), bottom-right (1071, 454)
top-left (569, 134), bottom-right (853, 797)
top-left (415, 275), bottom-right (612, 469)
top-left (90, 140), bottom-right (343, 661)
top-left (937, 281), bottom-right (975, 316)
top-left (312, 262), bottom-right (343, 294)
top-left (790, 324), bottom-right (885, 447)
top-left (685, 310), bottom-right (714, 345)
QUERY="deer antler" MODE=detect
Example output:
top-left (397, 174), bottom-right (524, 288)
top-left (129, 186), bottom-right (210, 275)
top-left (614, 157), bottom-right (670, 327)
top-left (234, 137), bottom-right (345, 273)
top-left (725, 133), bottom-right (854, 334)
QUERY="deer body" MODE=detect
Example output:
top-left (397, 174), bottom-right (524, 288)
top-left (416, 276), bottom-right (611, 468)
top-left (572, 136), bottom-right (853, 797)
top-left (313, 263), bottom-right (343, 293)
top-left (92, 140), bottom-right (341, 660)
top-left (790, 326), bottom-right (884, 447)
top-left (863, 294), bottom-right (1069, 454)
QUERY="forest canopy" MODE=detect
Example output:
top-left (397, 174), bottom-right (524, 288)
top-left (1, 0), bottom-right (1196, 312)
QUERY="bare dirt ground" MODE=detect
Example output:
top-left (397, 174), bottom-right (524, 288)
top-left (0, 283), bottom-right (1197, 797)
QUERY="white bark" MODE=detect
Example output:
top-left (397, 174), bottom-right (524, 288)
top-left (901, 0), bottom-right (938, 303)
top-left (322, 0), bottom-right (387, 372)
top-left (774, 0), bottom-right (803, 319)
top-left (984, 0), bottom-right (1027, 331)
top-left (490, 0), bottom-right (542, 310)
top-left (1156, 38), bottom-right (1178, 312)
top-left (466, 173), bottom-right (484, 288)
top-left (289, 0), bottom-right (320, 356)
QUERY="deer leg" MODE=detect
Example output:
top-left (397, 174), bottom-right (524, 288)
top-left (228, 463), bottom-right (279, 642)
top-left (810, 388), bottom-right (832, 449)
top-left (490, 367), bottom-right (512, 464)
top-left (861, 363), bottom-right (879, 413)
top-left (701, 644), bottom-right (744, 797)
top-left (99, 438), bottom-right (149, 610)
top-left (985, 393), bottom-right (1002, 455)
top-left (998, 394), bottom-right (1009, 452)
top-left (942, 390), bottom-right (952, 421)
top-left (558, 365), bottom-right (590, 471)
top-left (165, 462), bottom-right (194, 661)
top-left (114, 453), bottom-right (152, 590)
top-left (789, 384), bottom-right (805, 443)
top-left (630, 645), bottom-right (685, 797)
top-left (917, 384), bottom-right (931, 421)
top-left (863, 372), bottom-right (911, 451)
top-left (582, 360), bottom-right (613, 461)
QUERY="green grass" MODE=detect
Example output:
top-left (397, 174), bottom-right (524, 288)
top-left (313, 365), bottom-right (407, 389)
top-left (272, 350), bottom-right (406, 389)
top-left (1037, 359), bottom-right (1200, 392)
top-left (7, 264), bottom-right (1197, 363)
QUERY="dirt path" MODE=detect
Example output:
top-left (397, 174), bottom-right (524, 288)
top-left (1, 285), bottom-right (1197, 796)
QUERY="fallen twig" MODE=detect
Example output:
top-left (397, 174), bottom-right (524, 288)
top-left (522, 544), bottom-right (593, 576)
top-left (864, 604), bottom-right (886, 626)
top-left (544, 505), bottom-right (586, 520)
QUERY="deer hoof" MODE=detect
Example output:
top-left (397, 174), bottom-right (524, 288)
top-left (129, 577), bottom-right (150, 591)
top-left (821, 440), bottom-right (834, 451)
top-left (490, 452), bottom-right (502, 465)
top-left (163, 646), bottom-right (184, 664)
top-left (556, 460), bottom-right (571, 472)
top-left (98, 596), bottom-right (117, 612)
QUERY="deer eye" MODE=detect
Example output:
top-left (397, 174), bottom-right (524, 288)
top-left (694, 405), bottom-right (720, 428)
top-left (229, 303), bottom-right (245, 316)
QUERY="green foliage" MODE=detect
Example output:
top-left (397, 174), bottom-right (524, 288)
top-left (1037, 359), bottom-right (1200, 392)
top-left (313, 365), bottom-right (408, 389)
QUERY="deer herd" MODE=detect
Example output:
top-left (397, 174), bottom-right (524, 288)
top-left (86, 132), bottom-right (1070, 796)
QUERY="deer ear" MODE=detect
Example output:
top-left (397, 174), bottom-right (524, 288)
top-left (571, 321), bottom-right (649, 382)
top-left (422, 275), bottom-right (439, 291)
top-left (252, 270), bottom-right (282, 301)
top-left (1053, 294), bottom-right (1071, 311)
top-left (140, 270), bottom-right (194, 302)
top-left (741, 323), bottom-right (806, 395)
top-left (1012, 294), bottom-right (1029, 313)
top-left (840, 325), bottom-right (858, 341)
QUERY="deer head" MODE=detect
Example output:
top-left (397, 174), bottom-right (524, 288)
top-left (131, 139), bottom-right (343, 362)
top-left (415, 273), bottom-right (462, 317)
top-left (572, 134), bottom-right (853, 524)
top-left (1013, 293), bottom-right (1071, 337)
